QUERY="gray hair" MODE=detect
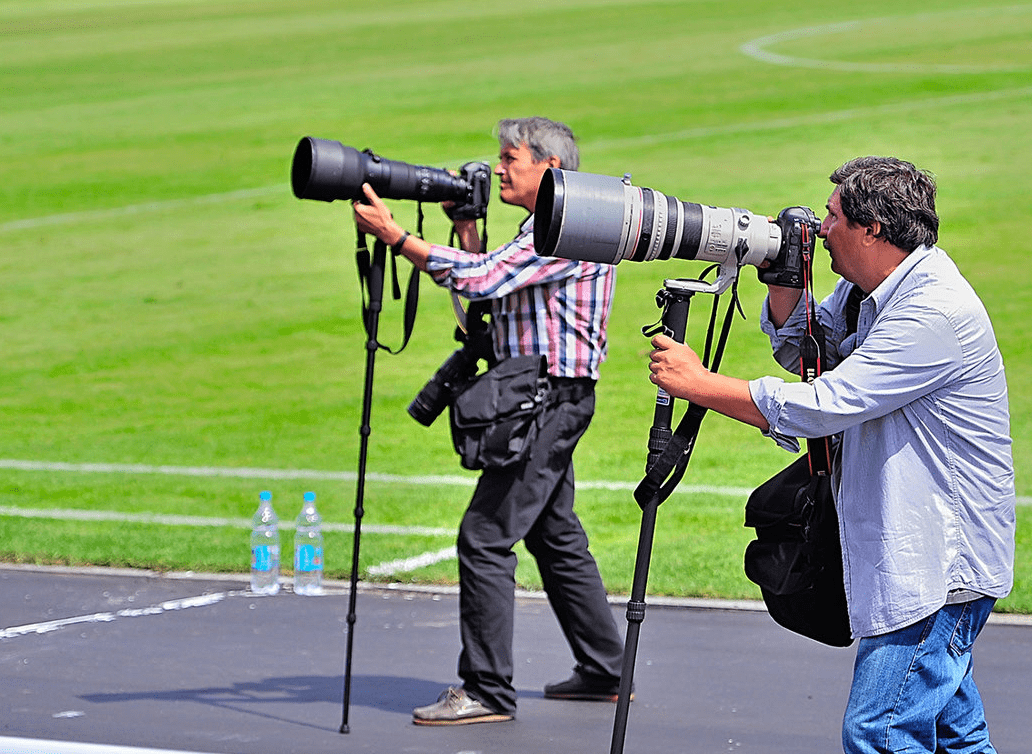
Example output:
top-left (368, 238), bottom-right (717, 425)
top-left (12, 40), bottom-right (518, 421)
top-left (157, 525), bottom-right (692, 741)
top-left (494, 117), bottom-right (579, 171)
top-left (830, 156), bottom-right (939, 251)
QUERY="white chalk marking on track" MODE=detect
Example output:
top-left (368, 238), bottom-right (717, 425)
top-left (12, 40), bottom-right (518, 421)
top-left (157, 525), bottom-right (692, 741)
top-left (0, 592), bottom-right (228, 640)
top-left (0, 736), bottom-right (222, 754)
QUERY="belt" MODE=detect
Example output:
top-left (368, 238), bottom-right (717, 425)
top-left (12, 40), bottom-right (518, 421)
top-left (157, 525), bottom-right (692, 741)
top-left (547, 376), bottom-right (596, 404)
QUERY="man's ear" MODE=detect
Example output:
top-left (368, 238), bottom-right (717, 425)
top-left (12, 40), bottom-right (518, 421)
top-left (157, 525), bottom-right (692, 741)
top-left (547, 155), bottom-right (562, 169)
top-left (863, 221), bottom-right (882, 246)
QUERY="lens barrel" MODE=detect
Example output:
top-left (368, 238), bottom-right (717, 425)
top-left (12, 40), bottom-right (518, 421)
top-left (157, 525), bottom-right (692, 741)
top-left (291, 137), bottom-right (476, 204)
top-left (535, 168), bottom-right (782, 270)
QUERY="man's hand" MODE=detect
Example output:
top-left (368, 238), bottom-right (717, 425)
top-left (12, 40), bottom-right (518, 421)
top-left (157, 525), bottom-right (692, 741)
top-left (648, 333), bottom-right (770, 431)
top-left (352, 183), bottom-right (432, 270)
top-left (648, 333), bottom-right (707, 401)
top-left (352, 183), bottom-right (405, 246)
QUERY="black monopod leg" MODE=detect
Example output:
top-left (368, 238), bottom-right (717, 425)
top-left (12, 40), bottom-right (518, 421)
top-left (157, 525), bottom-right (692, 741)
top-left (339, 238), bottom-right (387, 734)
top-left (611, 279), bottom-right (730, 754)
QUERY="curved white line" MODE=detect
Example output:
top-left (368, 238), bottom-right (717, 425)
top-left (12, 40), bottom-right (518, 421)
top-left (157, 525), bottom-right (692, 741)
top-left (740, 7), bottom-right (1032, 74)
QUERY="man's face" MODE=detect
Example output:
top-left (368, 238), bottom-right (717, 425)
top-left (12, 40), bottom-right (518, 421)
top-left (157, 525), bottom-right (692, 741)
top-left (494, 143), bottom-right (553, 212)
top-left (818, 188), bottom-right (868, 285)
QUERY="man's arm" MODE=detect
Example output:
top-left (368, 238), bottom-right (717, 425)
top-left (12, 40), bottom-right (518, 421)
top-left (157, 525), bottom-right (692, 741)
top-left (449, 217), bottom-right (483, 253)
top-left (766, 285), bottom-right (803, 329)
top-left (648, 333), bottom-right (769, 432)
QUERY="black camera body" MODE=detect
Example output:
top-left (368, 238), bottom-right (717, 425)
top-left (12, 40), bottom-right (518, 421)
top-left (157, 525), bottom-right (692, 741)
top-left (447, 161), bottom-right (492, 221)
top-left (757, 206), bottom-right (821, 289)
top-left (407, 345), bottom-right (479, 427)
top-left (291, 137), bottom-right (490, 219)
top-left (407, 304), bottom-right (495, 427)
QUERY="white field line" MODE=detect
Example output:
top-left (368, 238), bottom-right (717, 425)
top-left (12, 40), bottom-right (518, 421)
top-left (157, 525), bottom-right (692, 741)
top-left (0, 458), bottom-right (757, 499)
top-left (3, 458), bottom-right (1026, 579)
top-left (0, 187), bottom-right (281, 233)
top-left (3, 457), bottom-right (1027, 504)
top-left (0, 505), bottom-right (452, 537)
top-left (739, 9), bottom-right (1032, 74)
top-left (366, 546), bottom-right (458, 576)
top-left (3, 86), bottom-right (1031, 235)
top-left (0, 457), bottom-right (759, 578)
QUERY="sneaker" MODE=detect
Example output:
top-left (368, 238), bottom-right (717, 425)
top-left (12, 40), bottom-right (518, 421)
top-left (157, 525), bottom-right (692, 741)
top-left (544, 668), bottom-right (631, 702)
top-left (412, 686), bottom-right (514, 726)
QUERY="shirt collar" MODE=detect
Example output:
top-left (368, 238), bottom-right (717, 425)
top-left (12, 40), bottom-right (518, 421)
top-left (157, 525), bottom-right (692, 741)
top-left (865, 245), bottom-right (937, 314)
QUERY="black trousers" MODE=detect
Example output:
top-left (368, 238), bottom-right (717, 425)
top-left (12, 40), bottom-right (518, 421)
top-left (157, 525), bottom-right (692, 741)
top-left (456, 383), bottom-right (624, 714)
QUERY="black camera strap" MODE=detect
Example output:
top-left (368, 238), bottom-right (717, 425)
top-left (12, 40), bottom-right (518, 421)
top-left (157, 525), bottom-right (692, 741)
top-left (355, 224), bottom-right (420, 356)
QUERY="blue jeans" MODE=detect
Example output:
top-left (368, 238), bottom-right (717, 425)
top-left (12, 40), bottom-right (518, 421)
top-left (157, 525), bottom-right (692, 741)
top-left (843, 597), bottom-right (997, 753)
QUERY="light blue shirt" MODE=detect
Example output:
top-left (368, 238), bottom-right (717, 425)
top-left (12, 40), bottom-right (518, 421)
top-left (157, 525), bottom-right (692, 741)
top-left (750, 246), bottom-right (1015, 638)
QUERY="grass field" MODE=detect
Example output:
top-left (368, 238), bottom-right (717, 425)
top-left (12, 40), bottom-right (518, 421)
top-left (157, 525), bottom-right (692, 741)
top-left (1, 0), bottom-right (1029, 611)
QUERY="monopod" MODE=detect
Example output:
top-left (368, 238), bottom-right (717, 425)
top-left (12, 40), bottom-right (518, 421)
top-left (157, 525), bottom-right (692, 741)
top-left (339, 228), bottom-right (419, 734)
top-left (610, 273), bottom-right (741, 754)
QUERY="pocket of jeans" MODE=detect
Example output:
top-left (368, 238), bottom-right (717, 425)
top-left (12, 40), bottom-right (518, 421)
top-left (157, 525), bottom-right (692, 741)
top-left (947, 598), bottom-right (993, 656)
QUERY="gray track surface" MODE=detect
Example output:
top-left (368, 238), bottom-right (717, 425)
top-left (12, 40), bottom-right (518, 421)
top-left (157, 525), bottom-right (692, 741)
top-left (1, 565), bottom-right (1028, 754)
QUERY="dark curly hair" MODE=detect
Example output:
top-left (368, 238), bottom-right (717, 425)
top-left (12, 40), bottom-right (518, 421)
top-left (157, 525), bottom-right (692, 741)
top-left (830, 156), bottom-right (939, 251)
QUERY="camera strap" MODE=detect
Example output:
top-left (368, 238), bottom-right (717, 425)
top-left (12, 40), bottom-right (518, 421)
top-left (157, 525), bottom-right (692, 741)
top-left (447, 218), bottom-right (489, 335)
top-left (355, 230), bottom-right (420, 355)
top-left (798, 228), bottom-right (832, 476)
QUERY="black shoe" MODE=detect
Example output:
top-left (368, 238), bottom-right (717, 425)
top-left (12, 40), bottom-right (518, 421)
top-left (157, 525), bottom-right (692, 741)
top-left (544, 668), bottom-right (631, 702)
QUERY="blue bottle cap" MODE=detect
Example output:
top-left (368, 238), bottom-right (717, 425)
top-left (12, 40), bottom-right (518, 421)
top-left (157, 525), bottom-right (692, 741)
top-left (260, 490), bottom-right (272, 501)
top-left (304, 491), bottom-right (315, 502)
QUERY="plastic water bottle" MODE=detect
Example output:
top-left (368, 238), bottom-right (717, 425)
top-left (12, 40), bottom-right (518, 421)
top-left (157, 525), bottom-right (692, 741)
top-left (293, 491), bottom-right (324, 596)
top-left (250, 490), bottom-right (280, 595)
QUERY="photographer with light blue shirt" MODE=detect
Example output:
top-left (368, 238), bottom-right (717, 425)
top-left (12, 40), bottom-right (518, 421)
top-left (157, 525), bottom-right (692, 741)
top-left (649, 156), bottom-right (1015, 754)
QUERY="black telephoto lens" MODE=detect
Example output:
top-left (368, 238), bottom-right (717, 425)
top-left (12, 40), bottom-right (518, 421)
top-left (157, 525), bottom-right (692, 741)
top-left (291, 137), bottom-right (475, 204)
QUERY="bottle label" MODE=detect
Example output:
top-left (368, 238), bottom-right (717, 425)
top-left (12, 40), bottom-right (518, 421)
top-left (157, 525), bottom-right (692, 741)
top-left (252, 544), bottom-right (279, 571)
top-left (295, 544), bottom-right (323, 572)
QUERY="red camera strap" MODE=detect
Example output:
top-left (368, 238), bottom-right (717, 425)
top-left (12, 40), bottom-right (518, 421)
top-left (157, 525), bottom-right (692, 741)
top-left (798, 223), bottom-right (832, 476)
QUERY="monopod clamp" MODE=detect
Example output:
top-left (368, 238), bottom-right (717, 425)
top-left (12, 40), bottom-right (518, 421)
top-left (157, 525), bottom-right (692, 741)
top-left (610, 273), bottom-right (742, 754)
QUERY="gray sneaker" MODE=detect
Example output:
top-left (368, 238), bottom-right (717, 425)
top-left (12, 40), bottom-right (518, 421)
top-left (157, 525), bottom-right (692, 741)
top-left (412, 686), bottom-right (514, 726)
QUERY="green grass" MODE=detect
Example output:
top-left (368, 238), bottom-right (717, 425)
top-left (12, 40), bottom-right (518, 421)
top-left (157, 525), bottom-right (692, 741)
top-left (1, 0), bottom-right (1029, 612)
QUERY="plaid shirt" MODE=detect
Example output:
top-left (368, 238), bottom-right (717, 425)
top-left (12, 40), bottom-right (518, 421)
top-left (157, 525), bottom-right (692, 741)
top-left (426, 215), bottom-right (615, 380)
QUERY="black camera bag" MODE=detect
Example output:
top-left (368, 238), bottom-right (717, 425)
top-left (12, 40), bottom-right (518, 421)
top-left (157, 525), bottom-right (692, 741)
top-left (449, 354), bottom-right (548, 470)
top-left (744, 454), bottom-right (853, 647)
top-left (743, 274), bottom-right (861, 648)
